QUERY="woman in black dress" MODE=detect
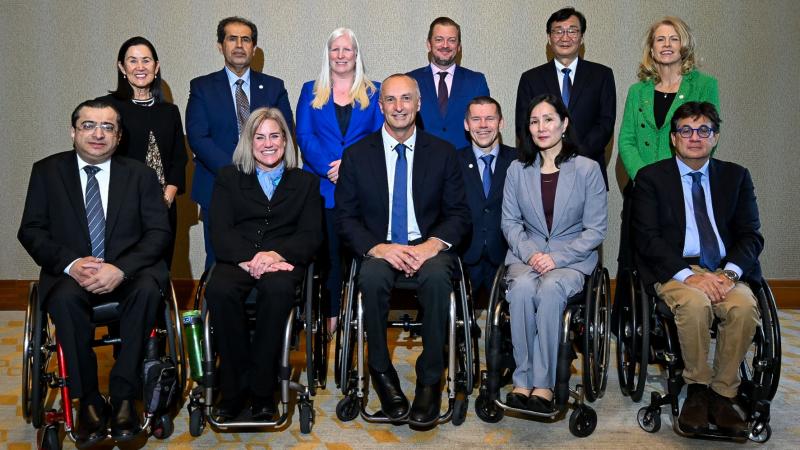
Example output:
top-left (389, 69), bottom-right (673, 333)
top-left (99, 36), bottom-right (187, 266)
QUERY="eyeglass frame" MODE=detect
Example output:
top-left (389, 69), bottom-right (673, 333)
top-left (672, 125), bottom-right (717, 139)
top-left (76, 120), bottom-right (118, 134)
top-left (549, 27), bottom-right (581, 38)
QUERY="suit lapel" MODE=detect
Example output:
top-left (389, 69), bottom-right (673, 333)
top-left (664, 159), bottom-right (687, 240)
top-left (249, 71), bottom-right (265, 112)
top-left (240, 170), bottom-right (271, 207)
top-left (418, 66), bottom-right (439, 117)
top-left (569, 59), bottom-right (589, 108)
top-left (640, 80), bottom-right (657, 129)
top-left (412, 134), bottom-right (430, 216)
top-left (489, 146), bottom-right (514, 201)
top-left (526, 155), bottom-right (548, 233)
top-left (550, 158), bottom-right (576, 233)
top-left (105, 157), bottom-right (128, 240)
top-left (544, 60), bottom-right (561, 97)
top-left (707, 159), bottom-right (725, 230)
top-left (57, 153), bottom-right (90, 244)
top-left (214, 69), bottom-right (238, 128)
top-left (461, 149), bottom-right (484, 198)
top-left (370, 134), bottom-right (390, 223)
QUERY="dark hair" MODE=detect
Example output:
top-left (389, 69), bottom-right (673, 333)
top-left (465, 96), bottom-right (503, 120)
top-left (427, 16), bottom-right (461, 43)
top-left (217, 16), bottom-right (258, 45)
top-left (519, 94), bottom-right (579, 167)
top-left (546, 7), bottom-right (586, 33)
top-left (71, 99), bottom-right (122, 129)
top-left (670, 101), bottom-right (721, 132)
top-left (109, 36), bottom-right (164, 102)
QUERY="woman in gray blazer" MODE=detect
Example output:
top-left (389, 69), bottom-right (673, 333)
top-left (502, 94), bottom-right (607, 413)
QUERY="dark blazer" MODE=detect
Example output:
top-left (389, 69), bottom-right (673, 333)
top-left (335, 131), bottom-right (470, 257)
top-left (632, 157), bottom-right (763, 287)
top-left (457, 144), bottom-right (516, 266)
top-left (186, 68), bottom-right (295, 209)
top-left (515, 58), bottom-right (616, 187)
top-left (408, 65), bottom-right (490, 150)
top-left (209, 166), bottom-right (322, 266)
top-left (18, 151), bottom-right (171, 302)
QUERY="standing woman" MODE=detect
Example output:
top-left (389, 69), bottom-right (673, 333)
top-left (99, 36), bottom-right (187, 267)
top-left (502, 94), bottom-right (607, 412)
top-left (296, 27), bottom-right (384, 335)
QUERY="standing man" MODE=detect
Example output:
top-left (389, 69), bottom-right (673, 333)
top-left (408, 16), bottom-right (490, 150)
top-left (187, 16), bottom-right (294, 268)
top-left (632, 102), bottom-right (762, 437)
top-left (336, 74), bottom-right (469, 427)
top-left (457, 96), bottom-right (515, 295)
top-left (515, 7), bottom-right (615, 188)
top-left (18, 99), bottom-right (171, 447)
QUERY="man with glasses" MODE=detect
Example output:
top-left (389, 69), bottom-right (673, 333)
top-left (631, 102), bottom-right (762, 437)
top-left (18, 99), bottom-right (171, 447)
top-left (515, 7), bottom-right (615, 188)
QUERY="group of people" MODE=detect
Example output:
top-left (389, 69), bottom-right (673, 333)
top-left (17, 6), bottom-right (764, 447)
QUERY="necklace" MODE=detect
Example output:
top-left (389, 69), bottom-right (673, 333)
top-left (132, 97), bottom-right (155, 107)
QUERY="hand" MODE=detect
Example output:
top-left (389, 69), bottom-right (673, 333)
top-left (684, 272), bottom-right (730, 304)
top-left (327, 160), bottom-right (341, 184)
top-left (80, 262), bottom-right (124, 295)
top-left (264, 261), bottom-right (295, 272)
top-left (68, 256), bottom-right (103, 284)
top-left (408, 239), bottom-right (445, 272)
top-left (528, 252), bottom-right (556, 274)
top-left (164, 185), bottom-right (178, 207)
top-left (244, 251), bottom-right (284, 278)
top-left (368, 243), bottom-right (416, 275)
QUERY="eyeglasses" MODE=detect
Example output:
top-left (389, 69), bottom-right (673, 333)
top-left (550, 27), bottom-right (581, 38)
top-left (78, 121), bottom-right (117, 133)
top-left (674, 125), bottom-right (716, 139)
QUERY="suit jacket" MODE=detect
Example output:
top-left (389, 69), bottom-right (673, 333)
top-left (295, 80), bottom-right (384, 208)
top-left (618, 69), bottom-right (719, 179)
top-left (501, 155), bottom-right (607, 275)
top-left (335, 130), bottom-right (470, 257)
top-left (186, 68), bottom-right (295, 209)
top-left (457, 144), bottom-right (516, 266)
top-left (408, 65), bottom-right (490, 150)
top-left (515, 58), bottom-right (616, 187)
top-left (631, 157), bottom-right (763, 287)
top-left (209, 166), bottom-right (322, 266)
top-left (18, 151), bottom-right (171, 302)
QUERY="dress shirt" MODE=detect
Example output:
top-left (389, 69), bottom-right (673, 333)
top-left (673, 158), bottom-right (742, 282)
top-left (64, 154), bottom-right (111, 274)
top-left (553, 58), bottom-right (578, 94)
top-left (382, 126), bottom-right (420, 242)
top-left (224, 66), bottom-right (251, 109)
top-left (429, 63), bottom-right (455, 96)
top-left (471, 144), bottom-right (499, 183)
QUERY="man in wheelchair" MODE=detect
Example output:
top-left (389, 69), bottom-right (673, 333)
top-left (631, 101), bottom-right (763, 437)
top-left (18, 99), bottom-right (171, 447)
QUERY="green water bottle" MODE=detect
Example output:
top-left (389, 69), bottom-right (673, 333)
top-left (181, 310), bottom-right (204, 382)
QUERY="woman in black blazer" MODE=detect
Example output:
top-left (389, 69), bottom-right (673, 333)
top-left (204, 107), bottom-right (323, 421)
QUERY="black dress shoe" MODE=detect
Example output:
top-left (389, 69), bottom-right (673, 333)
top-left (109, 399), bottom-right (141, 442)
top-left (251, 396), bottom-right (278, 421)
top-left (708, 389), bottom-right (748, 437)
top-left (526, 395), bottom-right (555, 414)
top-left (214, 393), bottom-right (245, 422)
top-left (369, 366), bottom-right (409, 420)
top-left (505, 392), bottom-right (529, 409)
top-left (409, 382), bottom-right (442, 426)
top-left (76, 398), bottom-right (109, 449)
top-left (678, 384), bottom-right (710, 433)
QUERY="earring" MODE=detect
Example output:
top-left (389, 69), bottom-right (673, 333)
top-left (562, 133), bottom-right (565, 138)
top-left (123, 74), bottom-right (127, 79)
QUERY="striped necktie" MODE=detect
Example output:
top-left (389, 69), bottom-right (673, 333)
top-left (84, 165), bottom-right (105, 259)
top-left (235, 79), bottom-right (250, 132)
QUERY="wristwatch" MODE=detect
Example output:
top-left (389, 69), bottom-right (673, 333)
top-left (721, 269), bottom-right (739, 282)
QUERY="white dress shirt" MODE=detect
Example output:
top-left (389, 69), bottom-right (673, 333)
top-left (429, 63), bottom-right (455, 96)
top-left (554, 57), bottom-right (578, 93)
top-left (224, 66), bottom-right (251, 108)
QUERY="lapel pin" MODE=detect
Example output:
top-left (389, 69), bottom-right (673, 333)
top-left (468, 163), bottom-right (474, 169)
top-left (678, 94), bottom-right (684, 99)
top-left (259, 84), bottom-right (263, 90)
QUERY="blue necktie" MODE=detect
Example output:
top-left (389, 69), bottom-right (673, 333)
top-left (561, 68), bottom-right (572, 107)
top-left (391, 144), bottom-right (408, 244)
top-left (480, 154), bottom-right (494, 198)
top-left (689, 172), bottom-right (721, 270)
top-left (84, 165), bottom-right (105, 259)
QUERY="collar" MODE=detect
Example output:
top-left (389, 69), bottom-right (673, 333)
top-left (675, 157), bottom-right (710, 178)
top-left (381, 126), bottom-right (417, 153)
top-left (429, 63), bottom-right (456, 78)
top-left (256, 161), bottom-right (285, 182)
top-left (554, 57), bottom-right (579, 74)
top-left (472, 143), bottom-right (499, 161)
top-left (76, 153), bottom-right (112, 172)
top-left (224, 66), bottom-right (251, 87)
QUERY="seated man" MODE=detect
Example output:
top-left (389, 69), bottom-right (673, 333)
top-left (18, 99), bottom-right (171, 448)
top-left (336, 74), bottom-right (469, 426)
top-left (632, 101), bottom-right (763, 436)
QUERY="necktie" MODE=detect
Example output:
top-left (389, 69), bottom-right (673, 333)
top-left (689, 172), bottom-right (721, 270)
top-left (437, 71), bottom-right (449, 117)
top-left (235, 79), bottom-right (249, 132)
top-left (391, 144), bottom-right (408, 244)
top-left (561, 68), bottom-right (572, 107)
top-left (480, 154), bottom-right (494, 198)
top-left (84, 166), bottom-right (105, 259)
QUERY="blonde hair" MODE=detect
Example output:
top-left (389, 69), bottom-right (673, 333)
top-left (637, 16), bottom-right (696, 82)
top-left (232, 107), bottom-right (297, 174)
top-left (310, 27), bottom-right (376, 110)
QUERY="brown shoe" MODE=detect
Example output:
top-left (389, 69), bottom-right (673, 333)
top-left (678, 384), bottom-right (710, 433)
top-left (708, 390), bottom-right (748, 437)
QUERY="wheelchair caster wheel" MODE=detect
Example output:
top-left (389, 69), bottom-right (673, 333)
top-left (569, 405), bottom-right (597, 437)
top-left (40, 425), bottom-right (61, 450)
top-left (749, 422), bottom-right (771, 443)
top-left (152, 413), bottom-right (174, 439)
top-left (299, 401), bottom-right (314, 434)
top-left (452, 396), bottom-right (468, 426)
top-left (336, 395), bottom-right (360, 422)
top-left (474, 394), bottom-right (503, 423)
top-left (189, 407), bottom-right (205, 437)
top-left (637, 406), bottom-right (661, 433)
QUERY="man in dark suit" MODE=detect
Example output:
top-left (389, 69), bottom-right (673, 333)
top-left (186, 16), bottom-right (295, 268)
top-left (515, 7), bottom-right (615, 188)
top-left (632, 102), bottom-right (762, 437)
top-left (18, 99), bottom-right (170, 447)
top-left (408, 16), bottom-right (490, 150)
top-left (457, 96), bottom-right (515, 295)
top-left (336, 74), bottom-right (469, 427)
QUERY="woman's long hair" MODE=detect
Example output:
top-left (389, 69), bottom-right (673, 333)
top-left (109, 36), bottom-right (164, 102)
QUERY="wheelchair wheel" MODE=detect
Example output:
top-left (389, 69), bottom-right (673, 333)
top-left (151, 413), bottom-right (174, 439)
top-left (335, 262), bottom-right (358, 392)
top-left (188, 407), bottom-right (204, 437)
top-left (615, 269), bottom-right (649, 402)
top-left (299, 400), bottom-right (314, 434)
top-left (474, 394), bottom-right (504, 423)
top-left (749, 422), bottom-right (772, 443)
top-left (568, 405), bottom-right (597, 437)
top-left (452, 393), bottom-right (468, 426)
top-left (637, 406), bottom-right (661, 433)
top-left (40, 425), bottom-right (61, 450)
top-left (304, 263), bottom-right (327, 395)
top-left (335, 394), bottom-right (360, 422)
top-left (26, 284), bottom-right (52, 429)
top-left (21, 283), bottom-right (36, 421)
top-left (583, 267), bottom-right (611, 402)
top-left (165, 283), bottom-right (187, 396)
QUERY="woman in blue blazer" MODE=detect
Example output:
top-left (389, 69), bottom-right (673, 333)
top-left (296, 27), bottom-right (384, 335)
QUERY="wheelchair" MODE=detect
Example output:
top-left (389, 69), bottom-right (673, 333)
top-left (474, 263), bottom-right (611, 438)
top-left (186, 262), bottom-right (326, 436)
top-left (334, 256), bottom-right (480, 426)
top-left (615, 268), bottom-right (781, 443)
top-left (21, 281), bottom-right (187, 450)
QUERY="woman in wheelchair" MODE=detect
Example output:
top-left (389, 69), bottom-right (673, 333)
top-left (501, 94), bottom-right (607, 413)
top-left (204, 107), bottom-right (323, 421)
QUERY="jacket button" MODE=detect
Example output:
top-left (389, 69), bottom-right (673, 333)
top-left (257, 230), bottom-right (262, 235)
top-left (341, 141), bottom-right (345, 145)
top-left (442, 127), bottom-right (447, 132)
top-left (644, 141), bottom-right (650, 146)
top-left (640, 123), bottom-right (645, 128)
top-left (254, 243), bottom-right (259, 248)
top-left (638, 108), bottom-right (642, 112)
top-left (483, 208), bottom-right (490, 213)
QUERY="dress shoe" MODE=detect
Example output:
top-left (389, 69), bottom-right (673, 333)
top-left (214, 394), bottom-right (245, 422)
top-left (109, 398), bottom-right (141, 442)
top-left (526, 395), bottom-right (555, 414)
top-left (708, 389), bottom-right (748, 436)
top-left (409, 382), bottom-right (442, 426)
top-left (369, 366), bottom-right (409, 420)
top-left (678, 384), bottom-right (710, 433)
top-left (76, 397), bottom-right (109, 449)
top-left (505, 392), bottom-right (529, 409)
top-left (251, 396), bottom-right (278, 421)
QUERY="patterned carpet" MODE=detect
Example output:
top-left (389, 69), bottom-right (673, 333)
top-left (2, 309), bottom-right (799, 449)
